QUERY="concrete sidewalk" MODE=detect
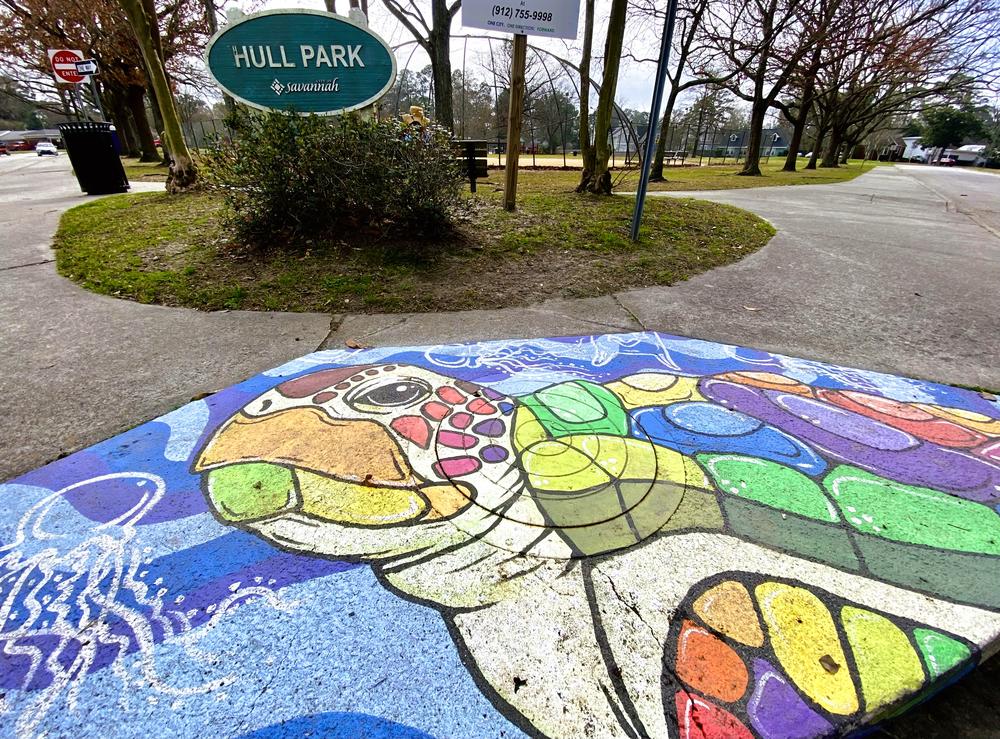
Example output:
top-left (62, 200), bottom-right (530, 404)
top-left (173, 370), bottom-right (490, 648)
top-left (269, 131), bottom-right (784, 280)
top-left (5, 160), bottom-right (1000, 480)
top-left (326, 165), bottom-right (1000, 394)
top-left (0, 156), bottom-right (331, 480)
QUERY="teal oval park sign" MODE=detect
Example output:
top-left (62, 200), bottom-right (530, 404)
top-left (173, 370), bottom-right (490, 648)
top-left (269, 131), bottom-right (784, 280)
top-left (206, 9), bottom-right (397, 115)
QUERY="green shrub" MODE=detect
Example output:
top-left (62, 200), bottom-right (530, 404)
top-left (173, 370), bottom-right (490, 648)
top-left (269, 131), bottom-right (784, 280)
top-left (203, 109), bottom-right (464, 247)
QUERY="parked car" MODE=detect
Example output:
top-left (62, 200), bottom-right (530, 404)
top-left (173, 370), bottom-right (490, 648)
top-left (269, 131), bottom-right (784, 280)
top-left (36, 142), bottom-right (58, 156)
top-left (0, 142), bottom-right (9, 156)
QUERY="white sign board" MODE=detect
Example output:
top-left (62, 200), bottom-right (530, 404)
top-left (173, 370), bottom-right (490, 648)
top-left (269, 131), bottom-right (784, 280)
top-left (75, 59), bottom-right (99, 75)
top-left (462, 0), bottom-right (580, 39)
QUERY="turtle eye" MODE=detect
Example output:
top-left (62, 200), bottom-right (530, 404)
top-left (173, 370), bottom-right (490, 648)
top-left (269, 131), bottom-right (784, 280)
top-left (348, 378), bottom-right (432, 412)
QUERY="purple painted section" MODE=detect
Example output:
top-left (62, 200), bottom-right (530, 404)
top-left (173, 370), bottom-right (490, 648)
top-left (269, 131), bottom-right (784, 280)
top-left (472, 419), bottom-right (506, 437)
top-left (747, 658), bottom-right (834, 739)
top-left (701, 379), bottom-right (1000, 503)
top-left (774, 394), bottom-right (916, 451)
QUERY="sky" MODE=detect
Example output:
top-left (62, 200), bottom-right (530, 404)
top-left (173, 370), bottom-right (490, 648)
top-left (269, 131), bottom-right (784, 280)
top-left (239, 0), bottom-right (667, 111)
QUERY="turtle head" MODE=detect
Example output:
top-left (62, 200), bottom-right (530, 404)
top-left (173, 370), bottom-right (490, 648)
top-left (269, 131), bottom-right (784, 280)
top-left (193, 364), bottom-right (520, 556)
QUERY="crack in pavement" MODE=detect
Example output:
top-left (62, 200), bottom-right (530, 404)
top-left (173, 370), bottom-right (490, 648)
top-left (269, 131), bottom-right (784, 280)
top-left (600, 570), bottom-right (707, 739)
top-left (903, 172), bottom-right (1000, 243)
top-left (315, 314), bottom-right (346, 350)
top-left (610, 294), bottom-right (648, 331)
top-left (526, 306), bottom-right (641, 333)
top-left (0, 259), bottom-right (55, 272)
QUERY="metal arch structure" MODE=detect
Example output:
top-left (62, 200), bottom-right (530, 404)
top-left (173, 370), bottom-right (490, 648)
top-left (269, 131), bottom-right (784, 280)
top-left (388, 35), bottom-right (643, 163)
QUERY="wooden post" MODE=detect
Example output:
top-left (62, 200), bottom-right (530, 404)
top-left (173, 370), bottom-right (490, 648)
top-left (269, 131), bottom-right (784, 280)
top-left (503, 33), bottom-right (527, 212)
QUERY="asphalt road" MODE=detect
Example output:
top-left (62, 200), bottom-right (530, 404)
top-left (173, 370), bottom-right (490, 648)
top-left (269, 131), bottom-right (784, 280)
top-left (0, 154), bottom-right (331, 480)
top-left (627, 165), bottom-right (1000, 392)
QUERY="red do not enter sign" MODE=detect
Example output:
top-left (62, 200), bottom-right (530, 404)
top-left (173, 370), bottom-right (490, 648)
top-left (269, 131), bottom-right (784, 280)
top-left (48, 49), bottom-right (86, 84)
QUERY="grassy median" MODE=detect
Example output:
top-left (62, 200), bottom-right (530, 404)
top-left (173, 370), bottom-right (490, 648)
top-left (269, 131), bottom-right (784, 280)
top-left (54, 170), bottom-right (775, 313)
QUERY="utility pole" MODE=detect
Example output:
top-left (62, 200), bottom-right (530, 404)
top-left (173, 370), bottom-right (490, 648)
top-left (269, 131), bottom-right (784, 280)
top-left (503, 34), bottom-right (527, 212)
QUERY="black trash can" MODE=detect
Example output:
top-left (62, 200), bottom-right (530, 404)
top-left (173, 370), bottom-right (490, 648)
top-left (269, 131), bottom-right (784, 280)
top-left (57, 121), bottom-right (130, 195)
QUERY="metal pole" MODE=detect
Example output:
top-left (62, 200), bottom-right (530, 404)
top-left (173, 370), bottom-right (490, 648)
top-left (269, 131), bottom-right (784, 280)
top-left (73, 86), bottom-right (88, 121)
top-left (629, 0), bottom-right (679, 242)
top-left (461, 36), bottom-right (468, 139)
top-left (88, 77), bottom-right (106, 121)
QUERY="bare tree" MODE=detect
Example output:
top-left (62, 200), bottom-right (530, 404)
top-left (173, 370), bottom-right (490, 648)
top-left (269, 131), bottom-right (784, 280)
top-left (701, 0), bottom-right (818, 175)
top-left (1, 0), bottom-right (217, 173)
top-left (629, 0), bottom-right (719, 180)
top-left (118, 0), bottom-right (197, 191)
top-left (576, 0), bottom-right (596, 186)
top-left (381, 0), bottom-right (461, 131)
top-left (813, 0), bottom-right (1000, 167)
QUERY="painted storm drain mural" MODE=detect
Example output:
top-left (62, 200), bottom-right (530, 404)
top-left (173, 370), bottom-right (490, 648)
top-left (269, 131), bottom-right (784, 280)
top-left (2, 333), bottom-right (999, 738)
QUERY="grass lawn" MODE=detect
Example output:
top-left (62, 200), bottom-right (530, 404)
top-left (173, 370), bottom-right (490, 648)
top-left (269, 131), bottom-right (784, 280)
top-left (121, 157), bottom-right (170, 181)
top-left (493, 158), bottom-right (886, 192)
top-left (634, 158), bottom-right (887, 190)
top-left (54, 170), bottom-right (774, 313)
top-left (122, 155), bottom-right (886, 192)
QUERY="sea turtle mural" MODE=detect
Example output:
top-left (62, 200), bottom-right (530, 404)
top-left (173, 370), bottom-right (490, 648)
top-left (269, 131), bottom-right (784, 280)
top-left (191, 360), bottom-right (1000, 738)
top-left (2, 332), bottom-right (999, 738)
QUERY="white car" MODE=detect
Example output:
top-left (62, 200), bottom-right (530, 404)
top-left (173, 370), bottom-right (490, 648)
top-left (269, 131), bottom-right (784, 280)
top-left (36, 142), bottom-right (58, 156)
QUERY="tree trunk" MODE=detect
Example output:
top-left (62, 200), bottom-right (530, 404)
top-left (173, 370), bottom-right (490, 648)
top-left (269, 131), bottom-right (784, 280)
top-left (782, 85), bottom-right (816, 172)
top-left (650, 85), bottom-right (680, 181)
top-left (108, 90), bottom-right (140, 158)
top-left (428, 0), bottom-right (454, 132)
top-left (783, 42), bottom-right (822, 173)
top-left (57, 88), bottom-right (73, 119)
top-left (782, 112), bottom-right (808, 172)
top-left (140, 0), bottom-right (171, 164)
top-left (119, 0), bottom-right (197, 191)
top-left (576, 0), bottom-right (595, 190)
top-left (126, 85), bottom-right (160, 162)
top-left (738, 100), bottom-right (767, 176)
top-left (145, 83), bottom-right (170, 165)
top-left (578, 0), bottom-right (627, 195)
top-left (820, 126), bottom-right (842, 168)
top-left (805, 137), bottom-right (823, 169)
top-left (324, 0), bottom-right (337, 12)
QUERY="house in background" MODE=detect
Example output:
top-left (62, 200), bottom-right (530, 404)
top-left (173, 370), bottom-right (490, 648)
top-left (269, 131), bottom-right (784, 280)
top-left (946, 144), bottom-right (988, 165)
top-left (901, 136), bottom-right (988, 165)
top-left (694, 127), bottom-right (791, 158)
top-left (902, 136), bottom-right (930, 161)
